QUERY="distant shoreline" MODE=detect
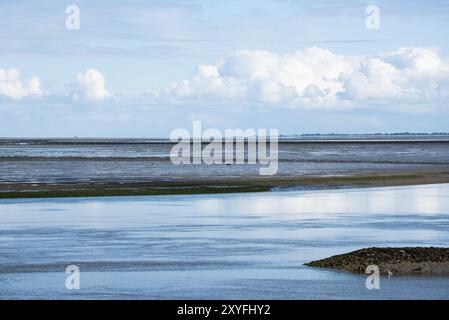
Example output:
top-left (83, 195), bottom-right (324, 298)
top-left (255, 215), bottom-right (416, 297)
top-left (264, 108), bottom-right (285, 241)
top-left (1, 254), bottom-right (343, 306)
top-left (2, 170), bottom-right (449, 199)
top-left (1, 133), bottom-right (449, 145)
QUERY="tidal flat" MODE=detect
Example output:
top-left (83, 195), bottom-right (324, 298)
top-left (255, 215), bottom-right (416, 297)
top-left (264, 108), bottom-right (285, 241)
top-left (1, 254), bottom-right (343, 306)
top-left (1, 137), bottom-right (449, 198)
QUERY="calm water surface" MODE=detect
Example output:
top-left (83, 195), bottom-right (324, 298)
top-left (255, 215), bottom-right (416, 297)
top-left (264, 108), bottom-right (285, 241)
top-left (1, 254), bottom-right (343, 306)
top-left (0, 184), bottom-right (449, 299)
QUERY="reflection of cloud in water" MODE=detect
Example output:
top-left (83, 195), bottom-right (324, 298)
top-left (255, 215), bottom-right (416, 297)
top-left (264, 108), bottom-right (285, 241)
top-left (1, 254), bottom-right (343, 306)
top-left (194, 184), bottom-right (449, 216)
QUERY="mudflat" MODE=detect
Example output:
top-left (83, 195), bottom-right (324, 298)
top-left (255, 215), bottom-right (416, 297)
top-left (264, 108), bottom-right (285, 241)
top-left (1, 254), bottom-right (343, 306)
top-left (2, 137), bottom-right (449, 199)
top-left (1, 170), bottom-right (449, 198)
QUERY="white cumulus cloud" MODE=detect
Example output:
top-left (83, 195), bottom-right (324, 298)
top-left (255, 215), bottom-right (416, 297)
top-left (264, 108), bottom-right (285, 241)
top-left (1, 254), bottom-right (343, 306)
top-left (159, 47), bottom-right (449, 108)
top-left (0, 68), bottom-right (43, 100)
top-left (76, 69), bottom-right (110, 101)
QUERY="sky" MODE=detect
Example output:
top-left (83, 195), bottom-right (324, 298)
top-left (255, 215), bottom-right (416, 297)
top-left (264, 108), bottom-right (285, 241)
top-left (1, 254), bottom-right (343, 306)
top-left (1, 0), bottom-right (449, 137)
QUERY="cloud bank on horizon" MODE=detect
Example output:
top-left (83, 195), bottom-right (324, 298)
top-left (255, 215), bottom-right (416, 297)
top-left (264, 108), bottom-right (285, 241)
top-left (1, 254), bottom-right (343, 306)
top-left (2, 47), bottom-right (449, 109)
top-left (160, 47), bottom-right (449, 108)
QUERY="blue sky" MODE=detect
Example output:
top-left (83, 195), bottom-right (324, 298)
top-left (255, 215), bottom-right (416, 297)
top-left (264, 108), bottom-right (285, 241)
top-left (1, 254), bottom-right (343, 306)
top-left (1, 0), bottom-right (449, 137)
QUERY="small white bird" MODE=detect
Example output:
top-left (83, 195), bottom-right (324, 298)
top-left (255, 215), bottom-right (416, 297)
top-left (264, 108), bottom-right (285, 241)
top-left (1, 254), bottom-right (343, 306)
top-left (387, 270), bottom-right (393, 277)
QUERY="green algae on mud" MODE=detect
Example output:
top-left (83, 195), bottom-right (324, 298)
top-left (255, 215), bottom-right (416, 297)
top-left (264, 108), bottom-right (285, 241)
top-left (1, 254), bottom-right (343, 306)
top-left (1, 171), bottom-right (449, 199)
top-left (0, 185), bottom-right (271, 199)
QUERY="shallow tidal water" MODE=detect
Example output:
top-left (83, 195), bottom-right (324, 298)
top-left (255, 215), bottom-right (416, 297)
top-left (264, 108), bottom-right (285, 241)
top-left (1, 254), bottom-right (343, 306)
top-left (1, 138), bottom-right (449, 184)
top-left (1, 184), bottom-right (449, 299)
